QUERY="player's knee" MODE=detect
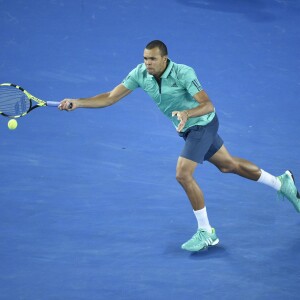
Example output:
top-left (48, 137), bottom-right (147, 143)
top-left (176, 171), bottom-right (185, 184)
top-left (218, 161), bottom-right (237, 174)
top-left (176, 169), bottom-right (192, 185)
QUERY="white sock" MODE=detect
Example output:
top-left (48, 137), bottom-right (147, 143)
top-left (194, 207), bottom-right (212, 232)
top-left (258, 169), bottom-right (281, 191)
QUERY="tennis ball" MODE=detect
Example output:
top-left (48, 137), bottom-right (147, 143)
top-left (8, 119), bottom-right (18, 130)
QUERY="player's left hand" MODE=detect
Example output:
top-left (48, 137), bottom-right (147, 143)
top-left (172, 110), bottom-right (189, 132)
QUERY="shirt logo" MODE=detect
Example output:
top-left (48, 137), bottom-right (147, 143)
top-left (171, 82), bottom-right (178, 87)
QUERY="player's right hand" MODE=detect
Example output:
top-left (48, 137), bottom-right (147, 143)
top-left (58, 99), bottom-right (76, 111)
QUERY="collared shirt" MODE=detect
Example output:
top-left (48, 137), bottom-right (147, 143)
top-left (122, 59), bottom-right (215, 131)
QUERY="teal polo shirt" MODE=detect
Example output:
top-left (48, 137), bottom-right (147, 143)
top-left (122, 59), bottom-right (215, 132)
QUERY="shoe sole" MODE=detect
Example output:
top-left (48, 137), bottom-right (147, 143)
top-left (286, 170), bottom-right (300, 212)
top-left (198, 238), bottom-right (220, 251)
top-left (212, 238), bottom-right (220, 246)
top-left (182, 238), bottom-right (220, 252)
top-left (287, 170), bottom-right (300, 198)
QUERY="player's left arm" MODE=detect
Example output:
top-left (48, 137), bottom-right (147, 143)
top-left (172, 90), bottom-right (215, 132)
top-left (187, 90), bottom-right (215, 117)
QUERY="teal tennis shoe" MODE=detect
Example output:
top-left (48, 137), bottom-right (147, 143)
top-left (181, 228), bottom-right (219, 252)
top-left (277, 170), bottom-right (300, 213)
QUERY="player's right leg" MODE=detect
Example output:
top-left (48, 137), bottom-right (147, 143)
top-left (175, 156), bottom-right (220, 251)
top-left (176, 117), bottom-right (222, 251)
top-left (175, 156), bottom-right (204, 211)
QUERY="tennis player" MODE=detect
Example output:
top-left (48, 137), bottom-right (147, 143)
top-left (59, 40), bottom-right (300, 252)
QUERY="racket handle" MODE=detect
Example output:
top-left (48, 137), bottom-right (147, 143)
top-left (47, 101), bottom-right (60, 106)
top-left (47, 101), bottom-right (73, 109)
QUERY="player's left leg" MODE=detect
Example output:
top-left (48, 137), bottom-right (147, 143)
top-left (208, 145), bottom-right (300, 212)
top-left (208, 144), bottom-right (261, 180)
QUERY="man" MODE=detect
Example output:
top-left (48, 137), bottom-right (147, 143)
top-left (59, 40), bottom-right (300, 252)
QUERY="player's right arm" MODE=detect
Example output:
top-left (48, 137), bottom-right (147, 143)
top-left (59, 83), bottom-right (132, 111)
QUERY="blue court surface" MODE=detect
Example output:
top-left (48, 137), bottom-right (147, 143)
top-left (0, 1), bottom-right (300, 299)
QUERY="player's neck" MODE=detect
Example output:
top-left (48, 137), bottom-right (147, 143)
top-left (154, 60), bottom-right (169, 80)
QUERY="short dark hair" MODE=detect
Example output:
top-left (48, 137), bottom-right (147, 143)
top-left (145, 40), bottom-right (168, 56)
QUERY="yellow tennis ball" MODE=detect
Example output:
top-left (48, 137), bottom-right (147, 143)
top-left (8, 119), bottom-right (18, 130)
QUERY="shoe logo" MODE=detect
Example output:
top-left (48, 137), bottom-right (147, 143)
top-left (205, 238), bottom-right (213, 246)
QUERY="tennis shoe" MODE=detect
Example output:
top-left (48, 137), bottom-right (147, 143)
top-left (181, 228), bottom-right (219, 252)
top-left (277, 170), bottom-right (300, 213)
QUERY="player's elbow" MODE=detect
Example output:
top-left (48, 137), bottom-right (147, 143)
top-left (202, 100), bottom-right (214, 114)
top-left (106, 93), bottom-right (119, 106)
top-left (207, 101), bottom-right (215, 113)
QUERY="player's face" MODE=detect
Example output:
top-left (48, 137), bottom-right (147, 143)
top-left (144, 47), bottom-right (168, 78)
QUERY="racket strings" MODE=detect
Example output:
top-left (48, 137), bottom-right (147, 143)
top-left (0, 86), bottom-right (31, 117)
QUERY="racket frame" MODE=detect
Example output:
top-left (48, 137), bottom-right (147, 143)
top-left (0, 83), bottom-right (60, 118)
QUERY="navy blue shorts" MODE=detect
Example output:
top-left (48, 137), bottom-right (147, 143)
top-left (178, 114), bottom-right (224, 164)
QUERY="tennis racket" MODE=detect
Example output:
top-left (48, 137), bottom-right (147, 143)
top-left (0, 83), bottom-right (70, 118)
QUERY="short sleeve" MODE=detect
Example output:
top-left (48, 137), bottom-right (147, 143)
top-left (179, 66), bottom-right (203, 96)
top-left (122, 67), bottom-right (140, 91)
